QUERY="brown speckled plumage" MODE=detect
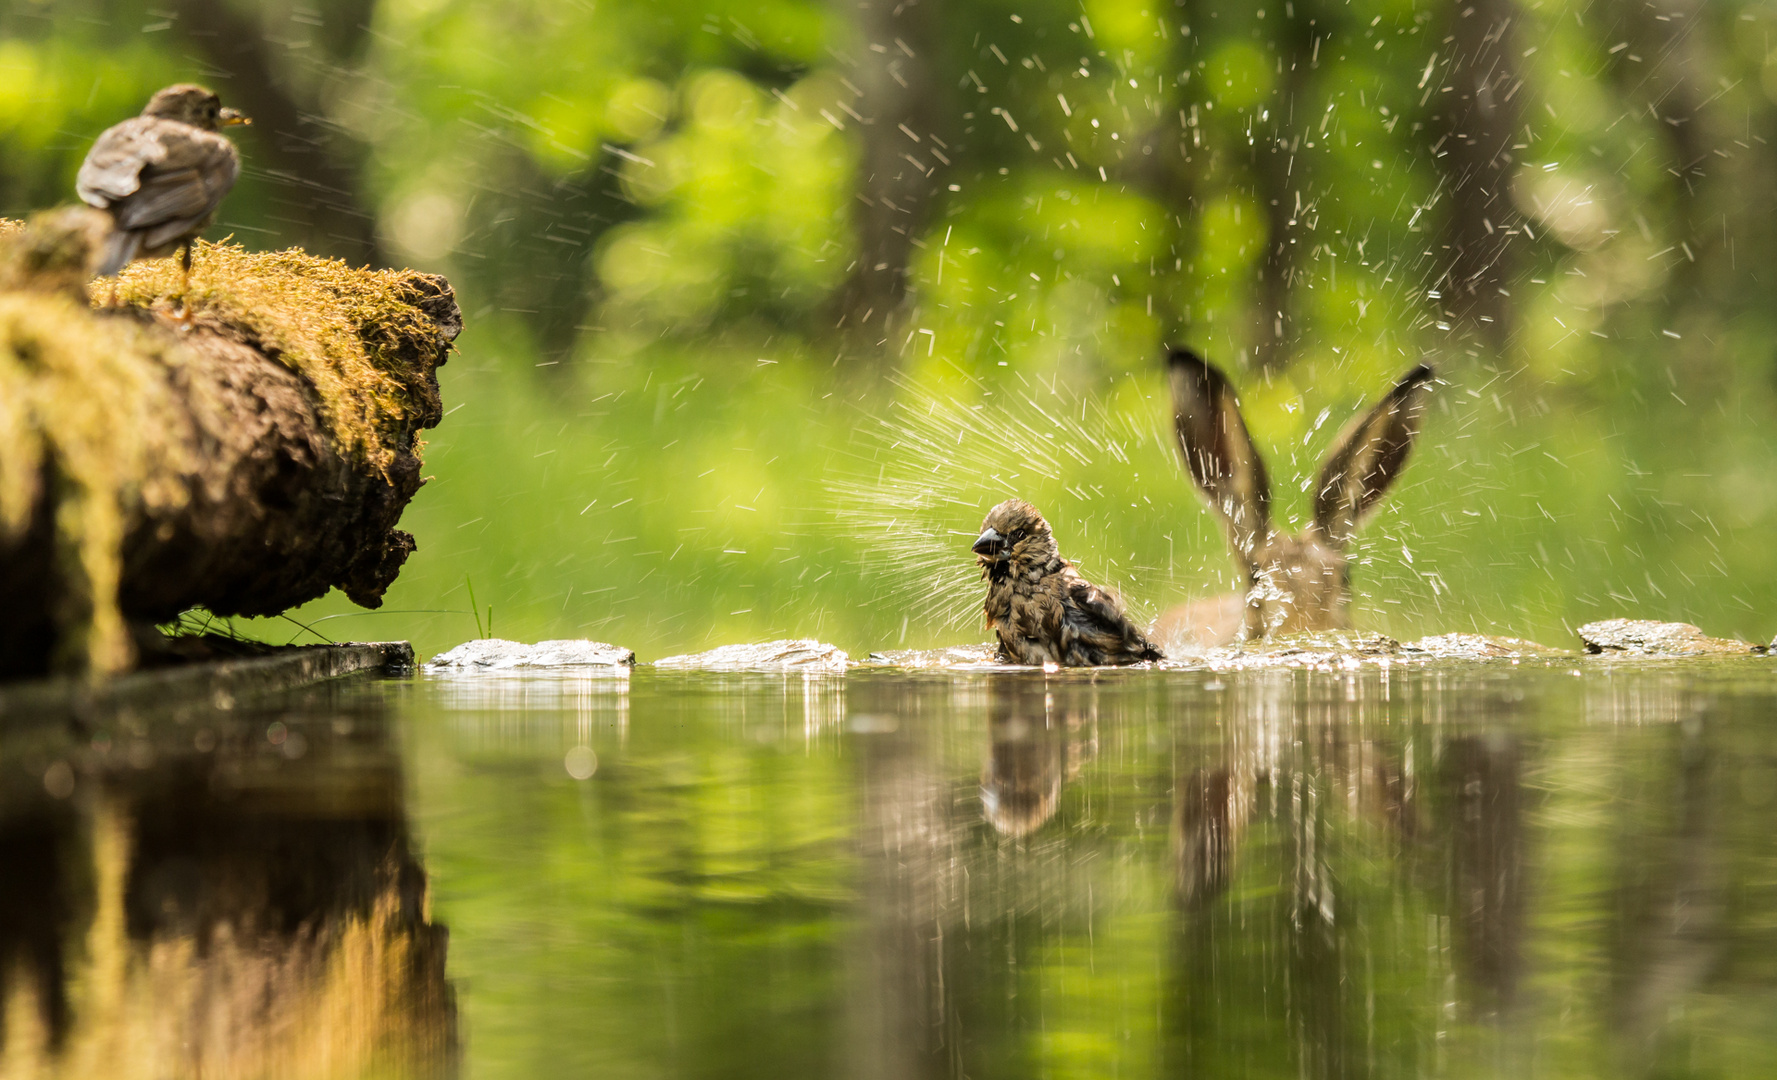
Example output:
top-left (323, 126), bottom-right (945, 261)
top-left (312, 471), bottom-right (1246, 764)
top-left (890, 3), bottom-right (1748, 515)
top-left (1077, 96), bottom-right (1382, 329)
top-left (77, 84), bottom-right (248, 277)
top-left (973, 499), bottom-right (1163, 667)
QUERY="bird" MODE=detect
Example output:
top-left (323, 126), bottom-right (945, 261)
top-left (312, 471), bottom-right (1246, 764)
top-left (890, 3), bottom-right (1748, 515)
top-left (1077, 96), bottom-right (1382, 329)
top-left (76, 84), bottom-right (250, 294)
top-left (973, 498), bottom-right (1164, 667)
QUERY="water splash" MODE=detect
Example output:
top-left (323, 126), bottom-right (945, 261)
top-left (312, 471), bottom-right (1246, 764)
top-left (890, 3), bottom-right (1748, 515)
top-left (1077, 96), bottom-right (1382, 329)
top-left (826, 374), bottom-right (1217, 639)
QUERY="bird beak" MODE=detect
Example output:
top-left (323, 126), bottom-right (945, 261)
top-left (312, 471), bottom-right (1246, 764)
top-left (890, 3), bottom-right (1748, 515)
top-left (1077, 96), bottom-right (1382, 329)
top-left (219, 108), bottom-right (252, 127)
top-left (972, 527), bottom-right (1006, 558)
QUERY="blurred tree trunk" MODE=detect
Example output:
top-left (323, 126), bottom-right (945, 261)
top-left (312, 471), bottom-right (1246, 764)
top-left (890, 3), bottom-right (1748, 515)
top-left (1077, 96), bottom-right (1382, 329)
top-left (1432, 0), bottom-right (1524, 353)
top-left (1128, 26), bottom-right (1199, 354)
top-left (1251, 11), bottom-right (1319, 375)
top-left (171, 0), bottom-right (383, 267)
top-left (835, 0), bottom-right (949, 345)
top-left (1604, 0), bottom-right (1724, 291)
top-left (463, 150), bottom-right (635, 368)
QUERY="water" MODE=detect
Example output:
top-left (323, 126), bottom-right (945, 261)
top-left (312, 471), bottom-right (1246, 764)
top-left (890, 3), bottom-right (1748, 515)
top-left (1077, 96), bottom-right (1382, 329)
top-left (6, 655), bottom-right (1777, 1078)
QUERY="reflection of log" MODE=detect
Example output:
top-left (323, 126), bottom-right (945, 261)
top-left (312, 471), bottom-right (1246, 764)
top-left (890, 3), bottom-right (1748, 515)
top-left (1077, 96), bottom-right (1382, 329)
top-left (0, 805), bottom-right (76, 1050)
top-left (0, 678), bottom-right (455, 1077)
top-left (0, 210), bottom-right (459, 678)
top-left (1610, 716), bottom-right (1722, 1066)
top-left (1173, 767), bottom-right (1237, 910)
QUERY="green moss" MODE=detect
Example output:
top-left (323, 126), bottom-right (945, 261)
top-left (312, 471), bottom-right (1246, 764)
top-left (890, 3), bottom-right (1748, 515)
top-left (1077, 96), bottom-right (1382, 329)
top-left (1, 217), bottom-right (450, 677)
top-left (101, 239), bottom-right (442, 473)
top-left (0, 285), bottom-right (196, 675)
top-left (0, 206), bottom-right (110, 298)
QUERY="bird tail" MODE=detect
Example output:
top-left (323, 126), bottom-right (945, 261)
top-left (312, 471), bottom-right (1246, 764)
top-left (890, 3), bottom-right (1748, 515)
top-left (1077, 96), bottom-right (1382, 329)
top-left (94, 228), bottom-right (140, 278)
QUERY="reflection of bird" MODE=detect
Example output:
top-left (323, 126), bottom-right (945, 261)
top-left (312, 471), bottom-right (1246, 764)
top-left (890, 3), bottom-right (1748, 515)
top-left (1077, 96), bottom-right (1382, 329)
top-left (980, 678), bottom-right (1099, 838)
top-left (973, 499), bottom-right (1163, 666)
top-left (77, 84), bottom-right (250, 289)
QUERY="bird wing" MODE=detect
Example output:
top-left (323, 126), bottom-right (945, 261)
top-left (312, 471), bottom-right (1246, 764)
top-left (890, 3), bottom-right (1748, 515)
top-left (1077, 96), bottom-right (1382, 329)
top-left (76, 117), bottom-right (168, 207)
top-left (121, 129), bottom-right (240, 245)
top-left (1061, 572), bottom-right (1162, 663)
top-left (115, 167), bottom-right (213, 234)
top-left (1063, 575), bottom-right (1131, 635)
top-left (80, 118), bottom-right (240, 253)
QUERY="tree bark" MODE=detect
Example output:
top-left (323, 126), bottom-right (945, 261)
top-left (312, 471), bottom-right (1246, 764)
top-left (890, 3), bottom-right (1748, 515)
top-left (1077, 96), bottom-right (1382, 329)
top-left (0, 213), bottom-right (458, 679)
top-left (1604, 0), bottom-right (1726, 293)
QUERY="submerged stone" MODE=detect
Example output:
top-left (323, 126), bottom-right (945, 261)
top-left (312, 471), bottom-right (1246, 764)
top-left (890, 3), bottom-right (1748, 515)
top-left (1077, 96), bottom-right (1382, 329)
top-left (1190, 631), bottom-right (1406, 670)
top-left (1405, 633), bottom-right (1569, 660)
top-left (861, 643), bottom-right (1006, 670)
top-left (1577, 619), bottom-right (1758, 657)
top-left (651, 639), bottom-right (849, 672)
top-left (427, 639), bottom-right (635, 669)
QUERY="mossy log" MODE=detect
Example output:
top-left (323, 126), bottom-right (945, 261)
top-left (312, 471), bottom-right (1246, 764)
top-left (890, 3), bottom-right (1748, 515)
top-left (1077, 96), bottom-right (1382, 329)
top-left (0, 209), bottom-right (459, 679)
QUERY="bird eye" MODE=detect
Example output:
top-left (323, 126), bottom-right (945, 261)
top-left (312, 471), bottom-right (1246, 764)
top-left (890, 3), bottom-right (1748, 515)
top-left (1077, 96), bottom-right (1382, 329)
top-left (1009, 529), bottom-right (1025, 544)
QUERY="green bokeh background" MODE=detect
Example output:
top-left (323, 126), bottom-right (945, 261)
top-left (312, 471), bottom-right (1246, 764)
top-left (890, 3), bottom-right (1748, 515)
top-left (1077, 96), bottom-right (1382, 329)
top-left (3, 0), bottom-right (1774, 659)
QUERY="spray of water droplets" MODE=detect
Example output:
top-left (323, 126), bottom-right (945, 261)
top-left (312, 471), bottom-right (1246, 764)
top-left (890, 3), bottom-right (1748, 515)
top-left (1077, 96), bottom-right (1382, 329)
top-left (825, 374), bottom-right (1234, 640)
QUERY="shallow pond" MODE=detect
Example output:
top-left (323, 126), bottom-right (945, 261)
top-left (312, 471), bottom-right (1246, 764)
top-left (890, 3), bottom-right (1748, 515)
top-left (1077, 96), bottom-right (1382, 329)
top-left (5, 654), bottom-right (1777, 1078)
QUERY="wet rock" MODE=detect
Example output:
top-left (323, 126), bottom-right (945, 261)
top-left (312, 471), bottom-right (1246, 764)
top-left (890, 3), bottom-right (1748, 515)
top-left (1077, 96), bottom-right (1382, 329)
top-left (1405, 633), bottom-right (1569, 660)
top-left (1227, 631), bottom-right (1403, 663)
top-left (1577, 619), bottom-right (1758, 658)
top-left (861, 643), bottom-right (1006, 670)
top-left (427, 639), bottom-right (635, 669)
top-left (651, 639), bottom-right (849, 672)
top-left (1164, 631), bottom-right (1406, 672)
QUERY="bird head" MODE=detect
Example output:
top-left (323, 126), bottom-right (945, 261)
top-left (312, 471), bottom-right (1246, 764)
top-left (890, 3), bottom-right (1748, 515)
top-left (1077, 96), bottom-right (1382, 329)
top-left (973, 498), bottom-right (1055, 575)
top-left (141, 84), bottom-right (251, 131)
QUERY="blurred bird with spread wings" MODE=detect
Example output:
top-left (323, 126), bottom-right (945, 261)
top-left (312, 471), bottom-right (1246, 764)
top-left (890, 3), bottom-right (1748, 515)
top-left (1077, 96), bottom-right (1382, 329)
top-left (973, 499), bottom-right (1164, 667)
top-left (77, 84), bottom-right (250, 292)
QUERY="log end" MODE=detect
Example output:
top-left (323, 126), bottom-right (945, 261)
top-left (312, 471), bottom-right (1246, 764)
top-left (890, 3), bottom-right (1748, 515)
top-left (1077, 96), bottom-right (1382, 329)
top-left (0, 214), bottom-right (463, 680)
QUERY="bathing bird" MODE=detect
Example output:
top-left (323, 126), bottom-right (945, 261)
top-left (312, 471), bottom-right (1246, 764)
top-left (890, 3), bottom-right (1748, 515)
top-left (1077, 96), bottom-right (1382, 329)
top-left (973, 498), bottom-right (1164, 666)
top-left (76, 84), bottom-right (250, 294)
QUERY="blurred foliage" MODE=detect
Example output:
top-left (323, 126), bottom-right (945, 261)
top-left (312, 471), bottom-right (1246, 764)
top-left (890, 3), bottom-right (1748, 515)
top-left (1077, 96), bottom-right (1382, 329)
top-left (1, 0), bottom-right (1775, 658)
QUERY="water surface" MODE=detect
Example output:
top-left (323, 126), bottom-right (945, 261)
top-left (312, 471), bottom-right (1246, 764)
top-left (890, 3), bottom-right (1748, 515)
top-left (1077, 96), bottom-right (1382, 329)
top-left (398, 656), bottom-right (1777, 1078)
top-left (6, 656), bottom-right (1777, 1078)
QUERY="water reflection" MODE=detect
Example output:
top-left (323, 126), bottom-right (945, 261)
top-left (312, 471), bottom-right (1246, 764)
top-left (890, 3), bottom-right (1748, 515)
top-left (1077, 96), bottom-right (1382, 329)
top-left (826, 663), bottom-right (1775, 1079)
top-left (0, 677), bottom-right (455, 1078)
top-left (980, 677), bottom-right (1096, 839)
top-left (70, 657), bottom-right (1736, 1078)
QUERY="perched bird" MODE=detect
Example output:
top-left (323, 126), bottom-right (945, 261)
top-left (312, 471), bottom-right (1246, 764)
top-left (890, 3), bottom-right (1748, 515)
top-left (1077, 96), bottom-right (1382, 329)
top-left (76, 84), bottom-right (250, 287)
top-left (973, 498), bottom-right (1164, 667)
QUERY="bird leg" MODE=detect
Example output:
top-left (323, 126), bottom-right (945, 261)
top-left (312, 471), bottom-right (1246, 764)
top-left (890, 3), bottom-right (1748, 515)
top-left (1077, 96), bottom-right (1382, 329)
top-left (170, 242), bottom-right (194, 324)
